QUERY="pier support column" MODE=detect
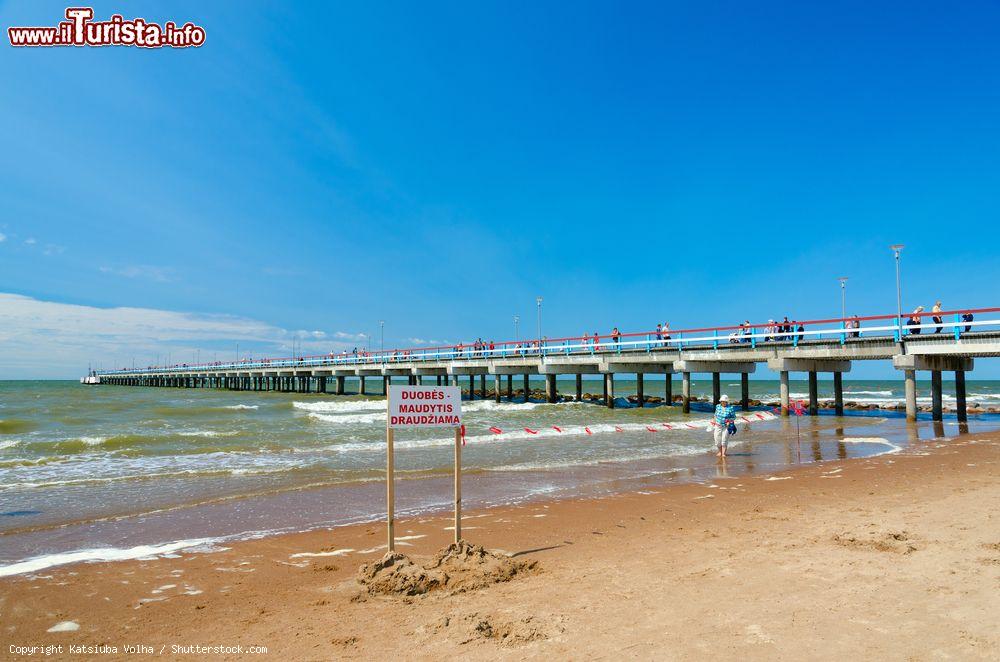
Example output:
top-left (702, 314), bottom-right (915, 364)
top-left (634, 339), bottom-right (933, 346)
top-left (506, 375), bottom-right (512, 400)
top-left (780, 371), bottom-right (790, 416)
top-left (383, 376), bottom-right (390, 396)
top-left (480, 374), bottom-right (486, 399)
top-left (682, 373), bottom-right (691, 413)
top-left (523, 374), bottom-right (530, 402)
top-left (545, 374), bottom-right (557, 403)
top-left (931, 370), bottom-right (943, 421)
top-left (468, 375), bottom-right (475, 400)
top-left (955, 370), bottom-right (967, 423)
top-left (605, 373), bottom-right (615, 409)
top-left (575, 374), bottom-right (583, 402)
top-left (834, 372), bottom-right (844, 416)
top-left (451, 374), bottom-right (459, 387)
top-left (903, 370), bottom-right (917, 421)
top-left (636, 373), bottom-right (644, 407)
top-left (665, 374), bottom-right (672, 405)
top-left (712, 373), bottom-right (721, 406)
top-left (335, 376), bottom-right (345, 395)
top-left (318, 377), bottom-right (326, 393)
top-left (436, 375), bottom-right (442, 386)
top-left (360, 376), bottom-right (367, 396)
top-left (808, 371), bottom-right (818, 416)
top-left (741, 373), bottom-right (750, 411)
top-left (494, 375), bottom-right (502, 403)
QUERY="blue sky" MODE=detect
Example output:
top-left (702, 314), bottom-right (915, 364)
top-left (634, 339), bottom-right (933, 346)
top-left (1, 1), bottom-right (998, 378)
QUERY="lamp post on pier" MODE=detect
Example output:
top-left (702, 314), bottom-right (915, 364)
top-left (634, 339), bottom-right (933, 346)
top-left (536, 297), bottom-right (543, 350)
top-left (890, 244), bottom-right (905, 338)
top-left (838, 277), bottom-right (848, 321)
top-left (513, 315), bottom-right (519, 342)
top-left (379, 320), bottom-right (385, 353)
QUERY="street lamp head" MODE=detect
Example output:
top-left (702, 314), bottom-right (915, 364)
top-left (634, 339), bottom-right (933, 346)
top-left (536, 297), bottom-right (543, 305)
top-left (890, 244), bottom-right (905, 252)
top-left (838, 277), bottom-right (849, 285)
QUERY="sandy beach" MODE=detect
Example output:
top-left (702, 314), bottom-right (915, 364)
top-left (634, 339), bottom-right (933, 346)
top-left (2, 429), bottom-right (997, 660)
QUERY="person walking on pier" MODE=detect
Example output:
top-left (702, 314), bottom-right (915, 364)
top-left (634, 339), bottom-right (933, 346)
top-left (908, 306), bottom-right (924, 335)
top-left (611, 327), bottom-right (621, 346)
top-left (662, 322), bottom-right (671, 341)
top-left (713, 394), bottom-right (736, 458)
top-left (931, 301), bottom-right (943, 333)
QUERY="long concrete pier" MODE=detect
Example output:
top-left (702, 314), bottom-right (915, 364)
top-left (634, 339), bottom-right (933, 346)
top-left (95, 309), bottom-right (1000, 423)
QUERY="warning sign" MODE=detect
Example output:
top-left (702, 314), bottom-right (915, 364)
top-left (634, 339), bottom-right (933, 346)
top-left (387, 385), bottom-right (462, 429)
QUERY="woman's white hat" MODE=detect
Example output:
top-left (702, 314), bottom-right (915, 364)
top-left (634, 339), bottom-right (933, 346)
top-left (719, 394), bottom-right (730, 402)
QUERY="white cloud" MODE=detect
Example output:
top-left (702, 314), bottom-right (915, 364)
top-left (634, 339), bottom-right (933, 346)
top-left (334, 331), bottom-right (368, 342)
top-left (406, 337), bottom-right (446, 346)
top-left (25, 237), bottom-right (36, 245)
top-left (0, 293), bottom-right (350, 378)
top-left (0, 233), bottom-right (6, 242)
top-left (99, 264), bottom-right (173, 282)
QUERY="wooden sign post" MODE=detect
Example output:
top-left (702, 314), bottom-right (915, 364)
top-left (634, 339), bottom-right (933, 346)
top-left (386, 385), bottom-right (463, 552)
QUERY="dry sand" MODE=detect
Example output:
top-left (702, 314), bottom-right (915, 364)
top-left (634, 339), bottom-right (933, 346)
top-left (2, 431), bottom-right (998, 660)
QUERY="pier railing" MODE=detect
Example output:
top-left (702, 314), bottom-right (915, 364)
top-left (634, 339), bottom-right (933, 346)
top-left (97, 307), bottom-right (1000, 375)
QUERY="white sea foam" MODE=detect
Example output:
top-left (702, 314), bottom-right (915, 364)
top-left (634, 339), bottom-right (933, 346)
top-left (843, 390), bottom-right (894, 396)
top-left (0, 440), bottom-right (19, 450)
top-left (308, 411), bottom-right (384, 425)
top-left (293, 400), bottom-right (384, 413)
top-left (841, 437), bottom-right (902, 454)
top-left (79, 436), bottom-right (107, 446)
top-left (0, 538), bottom-right (217, 578)
top-left (224, 404), bottom-right (258, 410)
top-left (177, 430), bottom-right (238, 438)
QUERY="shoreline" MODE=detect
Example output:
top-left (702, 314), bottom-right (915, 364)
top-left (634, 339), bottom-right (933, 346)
top-left (3, 429), bottom-right (998, 658)
top-left (1, 410), bottom-right (924, 574)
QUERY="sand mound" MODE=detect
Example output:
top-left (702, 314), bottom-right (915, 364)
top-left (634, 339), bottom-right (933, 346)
top-left (357, 540), bottom-right (539, 597)
top-left (833, 530), bottom-right (918, 554)
top-left (428, 612), bottom-right (562, 647)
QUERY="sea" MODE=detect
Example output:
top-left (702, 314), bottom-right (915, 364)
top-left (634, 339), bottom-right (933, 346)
top-left (1, 379), bottom-right (998, 577)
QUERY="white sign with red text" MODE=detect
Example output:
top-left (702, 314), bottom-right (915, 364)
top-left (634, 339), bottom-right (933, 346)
top-left (387, 385), bottom-right (462, 429)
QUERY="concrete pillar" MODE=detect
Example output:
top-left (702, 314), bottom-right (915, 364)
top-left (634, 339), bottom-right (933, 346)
top-left (808, 371), bottom-right (818, 416)
top-left (468, 374), bottom-right (475, 400)
top-left (436, 375), bottom-right (442, 386)
top-left (319, 376), bottom-right (327, 393)
top-left (382, 376), bottom-right (389, 396)
top-left (451, 374), bottom-right (459, 387)
top-left (955, 370), bottom-right (967, 423)
top-left (480, 374), bottom-right (486, 398)
top-left (636, 373), bottom-right (644, 407)
top-left (665, 374), bottom-right (672, 405)
top-left (605, 373), bottom-right (615, 409)
top-left (834, 372), bottom-right (844, 416)
top-left (523, 374), bottom-right (530, 401)
top-left (575, 374), bottom-right (583, 401)
top-left (494, 375), bottom-right (502, 403)
top-left (336, 376), bottom-right (345, 395)
top-left (545, 374), bottom-right (557, 403)
top-left (741, 373), bottom-right (750, 411)
top-left (506, 375), bottom-right (513, 400)
top-left (903, 370), bottom-right (917, 421)
top-left (682, 372), bottom-right (691, 413)
top-left (780, 371), bottom-right (790, 416)
top-left (360, 376), bottom-right (367, 395)
top-left (931, 370), bottom-right (943, 421)
top-left (712, 373), bottom-right (721, 406)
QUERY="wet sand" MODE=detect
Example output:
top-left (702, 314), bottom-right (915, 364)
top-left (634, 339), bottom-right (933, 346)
top-left (3, 431), bottom-right (998, 660)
